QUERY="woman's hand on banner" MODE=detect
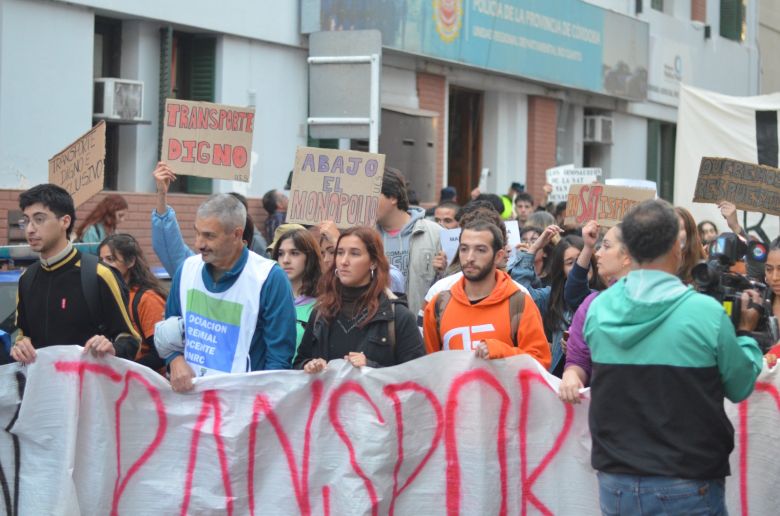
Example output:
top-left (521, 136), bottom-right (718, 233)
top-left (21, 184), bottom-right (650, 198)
top-left (345, 352), bottom-right (367, 368)
top-left (304, 358), bottom-right (327, 374)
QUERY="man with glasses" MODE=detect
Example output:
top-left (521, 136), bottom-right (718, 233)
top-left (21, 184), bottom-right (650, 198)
top-left (10, 184), bottom-right (139, 364)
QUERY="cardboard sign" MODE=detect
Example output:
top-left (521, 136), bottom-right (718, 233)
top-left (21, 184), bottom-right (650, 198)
top-left (286, 146), bottom-right (386, 228)
top-left (160, 99), bottom-right (255, 182)
top-left (504, 220), bottom-right (521, 258)
top-left (546, 165), bottom-right (602, 204)
top-left (440, 227), bottom-right (461, 264)
top-left (48, 121), bottom-right (106, 207)
top-left (693, 157), bottom-right (780, 217)
top-left (565, 183), bottom-right (656, 228)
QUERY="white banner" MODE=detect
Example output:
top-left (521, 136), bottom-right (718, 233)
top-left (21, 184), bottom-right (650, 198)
top-left (675, 85), bottom-right (780, 239)
top-left (1, 347), bottom-right (779, 515)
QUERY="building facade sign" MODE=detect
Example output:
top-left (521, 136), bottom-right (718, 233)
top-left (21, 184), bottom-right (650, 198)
top-left (647, 35), bottom-right (691, 106)
top-left (304, 0), bottom-right (649, 100)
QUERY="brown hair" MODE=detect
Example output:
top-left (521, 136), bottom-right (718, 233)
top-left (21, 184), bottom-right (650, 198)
top-left (675, 206), bottom-right (706, 284)
top-left (315, 226), bottom-right (389, 327)
top-left (99, 233), bottom-right (167, 299)
top-left (76, 194), bottom-right (128, 240)
top-left (271, 228), bottom-right (322, 298)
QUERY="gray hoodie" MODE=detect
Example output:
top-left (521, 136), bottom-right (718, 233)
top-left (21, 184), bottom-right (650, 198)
top-left (378, 207), bottom-right (441, 317)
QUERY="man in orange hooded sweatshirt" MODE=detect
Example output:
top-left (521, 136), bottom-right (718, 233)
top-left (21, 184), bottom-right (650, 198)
top-left (423, 219), bottom-right (551, 368)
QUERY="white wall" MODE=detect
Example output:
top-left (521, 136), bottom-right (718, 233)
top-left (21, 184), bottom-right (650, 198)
top-left (609, 112), bottom-right (648, 180)
top-left (481, 91), bottom-right (528, 193)
top-left (215, 35), bottom-right (308, 197)
top-left (759, 0), bottom-right (780, 93)
top-left (381, 66), bottom-right (419, 110)
top-left (0, 0), bottom-right (94, 189)
top-left (53, 0), bottom-right (302, 48)
top-left (117, 21), bottom-right (161, 193)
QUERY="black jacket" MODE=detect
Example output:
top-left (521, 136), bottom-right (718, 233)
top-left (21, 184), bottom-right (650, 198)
top-left (16, 248), bottom-right (139, 359)
top-left (294, 293), bottom-right (424, 369)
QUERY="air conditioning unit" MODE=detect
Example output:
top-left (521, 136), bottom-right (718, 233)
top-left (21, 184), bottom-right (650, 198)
top-left (93, 78), bottom-right (144, 122)
top-left (584, 115), bottom-right (613, 144)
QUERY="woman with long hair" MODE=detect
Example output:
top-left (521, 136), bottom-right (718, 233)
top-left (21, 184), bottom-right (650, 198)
top-left (271, 228), bottom-right (322, 350)
top-left (515, 226), bottom-right (605, 375)
top-left (675, 206), bottom-right (706, 284)
top-left (99, 234), bottom-right (167, 371)
top-left (697, 220), bottom-right (719, 246)
top-left (559, 223), bottom-right (633, 403)
top-left (76, 194), bottom-right (129, 243)
top-left (294, 226), bottom-right (424, 371)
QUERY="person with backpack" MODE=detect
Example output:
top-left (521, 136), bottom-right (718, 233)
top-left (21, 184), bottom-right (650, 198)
top-left (99, 234), bottom-right (167, 371)
top-left (294, 227), bottom-right (424, 372)
top-left (422, 219), bottom-right (550, 368)
top-left (11, 184), bottom-right (139, 364)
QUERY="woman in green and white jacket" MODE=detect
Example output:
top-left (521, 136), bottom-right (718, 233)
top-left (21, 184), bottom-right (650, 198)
top-left (271, 227), bottom-right (322, 355)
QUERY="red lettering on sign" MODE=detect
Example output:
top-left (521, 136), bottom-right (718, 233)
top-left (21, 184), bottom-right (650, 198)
top-left (54, 360), bottom-right (122, 397)
top-left (383, 382), bottom-right (443, 516)
top-left (328, 381), bottom-right (385, 516)
top-left (518, 370), bottom-right (573, 516)
top-left (111, 371), bottom-right (167, 516)
top-left (181, 390), bottom-right (233, 516)
top-left (247, 380), bottom-right (322, 516)
top-left (739, 382), bottom-right (780, 516)
top-left (444, 369), bottom-right (510, 516)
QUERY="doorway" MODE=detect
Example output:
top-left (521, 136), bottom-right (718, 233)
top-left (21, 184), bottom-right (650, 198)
top-left (448, 87), bottom-right (483, 201)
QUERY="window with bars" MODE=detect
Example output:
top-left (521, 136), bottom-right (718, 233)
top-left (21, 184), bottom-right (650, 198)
top-left (163, 32), bottom-right (217, 194)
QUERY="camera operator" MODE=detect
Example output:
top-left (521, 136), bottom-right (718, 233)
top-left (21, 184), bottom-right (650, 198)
top-left (584, 199), bottom-right (763, 514)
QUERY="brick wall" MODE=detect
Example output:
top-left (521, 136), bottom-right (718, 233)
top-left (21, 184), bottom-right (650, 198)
top-left (416, 72), bottom-right (447, 202)
top-left (0, 190), bottom-right (268, 268)
top-left (691, 0), bottom-right (706, 22)
top-left (526, 96), bottom-right (558, 207)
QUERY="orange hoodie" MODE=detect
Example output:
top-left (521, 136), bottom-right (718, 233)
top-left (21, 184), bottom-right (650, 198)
top-left (423, 270), bottom-right (551, 369)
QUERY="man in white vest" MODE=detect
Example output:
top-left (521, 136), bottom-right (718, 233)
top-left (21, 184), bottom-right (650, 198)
top-left (162, 194), bottom-right (296, 392)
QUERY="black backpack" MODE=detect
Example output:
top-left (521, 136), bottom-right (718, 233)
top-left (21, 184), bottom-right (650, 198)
top-left (18, 253), bottom-right (125, 336)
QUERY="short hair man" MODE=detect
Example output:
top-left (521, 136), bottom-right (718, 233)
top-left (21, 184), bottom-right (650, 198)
top-left (262, 189), bottom-right (288, 242)
top-left (434, 201), bottom-right (459, 229)
top-left (423, 219), bottom-right (550, 367)
top-left (514, 192), bottom-right (535, 226)
top-left (11, 184), bottom-right (139, 364)
top-left (584, 199), bottom-right (763, 512)
top-left (163, 194), bottom-right (296, 392)
top-left (376, 167), bottom-right (441, 317)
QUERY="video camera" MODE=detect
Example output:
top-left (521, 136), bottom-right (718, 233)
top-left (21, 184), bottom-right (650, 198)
top-left (692, 233), bottom-right (779, 352)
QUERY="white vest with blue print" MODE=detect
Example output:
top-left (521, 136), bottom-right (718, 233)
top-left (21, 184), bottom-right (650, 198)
top-left (178, 252), bottom-right (275, 377)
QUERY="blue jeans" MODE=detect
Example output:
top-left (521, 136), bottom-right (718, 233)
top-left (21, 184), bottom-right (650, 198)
top-left (597, 472), bottom-right (727, 515)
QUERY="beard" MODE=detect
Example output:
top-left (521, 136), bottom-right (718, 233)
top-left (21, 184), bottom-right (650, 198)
top-left (462, 261), bottom-right (494, 282)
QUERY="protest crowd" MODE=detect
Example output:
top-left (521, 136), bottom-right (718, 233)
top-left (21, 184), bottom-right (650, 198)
top-left (3, 149), bottom-right (780, 514)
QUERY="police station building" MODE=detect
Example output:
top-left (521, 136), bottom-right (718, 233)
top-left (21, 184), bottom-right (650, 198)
top-left (0, 0), bottom-right (761, 263)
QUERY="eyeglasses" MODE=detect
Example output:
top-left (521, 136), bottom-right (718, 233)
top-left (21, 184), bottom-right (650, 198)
top-left (18, 214), bottom-right (61, 229)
